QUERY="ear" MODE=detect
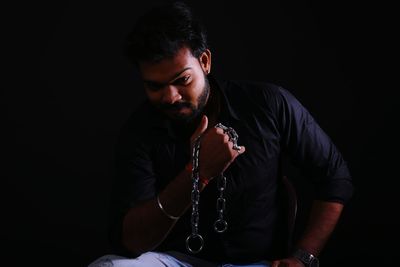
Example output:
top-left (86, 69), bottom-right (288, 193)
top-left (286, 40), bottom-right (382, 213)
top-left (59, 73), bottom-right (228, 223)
top-left (199, 49), bottom-right (212, 74)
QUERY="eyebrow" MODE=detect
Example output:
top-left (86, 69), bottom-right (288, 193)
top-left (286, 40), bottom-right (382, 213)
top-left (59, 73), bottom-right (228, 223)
top-left (143, 67), bottom-right (192, 87)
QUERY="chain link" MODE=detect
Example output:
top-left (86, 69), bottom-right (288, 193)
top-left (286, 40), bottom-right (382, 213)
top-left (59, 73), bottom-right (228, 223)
top-left (186, 136), bottom-right (204, 254)
top-left (186, 123), bottom-right (240, 253)
top-left (214, 173), bottom-right (228, 233)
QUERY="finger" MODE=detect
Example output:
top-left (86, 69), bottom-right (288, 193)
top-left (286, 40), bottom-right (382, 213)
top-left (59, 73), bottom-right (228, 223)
top-left (271, 260), bottom-right (286, 267)
top-left (215, 127), bottom-right (225, 135)
top-left (232, 145), bottom-right (246, 156)
top-left (230, 145), bottom-right (245, 161)
top-left (191, 115), bottom-right (208, 141)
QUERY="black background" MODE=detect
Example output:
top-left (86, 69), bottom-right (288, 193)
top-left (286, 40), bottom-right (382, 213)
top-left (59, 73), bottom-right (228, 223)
top-left (4, 0), bottom-right (398, 266)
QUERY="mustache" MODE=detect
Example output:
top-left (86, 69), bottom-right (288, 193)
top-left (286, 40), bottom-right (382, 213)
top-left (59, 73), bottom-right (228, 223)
top-left (159, 101), bottom-right (193, 111)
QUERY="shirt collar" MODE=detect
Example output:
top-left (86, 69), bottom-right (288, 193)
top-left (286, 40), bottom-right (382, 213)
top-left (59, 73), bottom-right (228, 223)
top-left (208, 74), bottom-right (240, 122)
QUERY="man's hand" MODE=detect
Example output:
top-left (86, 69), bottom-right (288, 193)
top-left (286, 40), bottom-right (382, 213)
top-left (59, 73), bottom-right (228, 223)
top-left (190, 115), bottom-right (246, 181)
top-left (271, 257), bottom-right (305, 267)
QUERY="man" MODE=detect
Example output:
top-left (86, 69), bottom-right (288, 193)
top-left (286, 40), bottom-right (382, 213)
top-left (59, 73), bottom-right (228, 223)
top-left (89, 2), bottom-right (353, 267)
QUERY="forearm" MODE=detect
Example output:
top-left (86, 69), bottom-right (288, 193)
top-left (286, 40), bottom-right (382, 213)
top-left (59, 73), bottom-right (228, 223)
top-left (121, 115), bottom-right (242, 254)
top-left (295, 200), bottom-right (344, 256)
top-left (122, 167), bottom-right (205, 254)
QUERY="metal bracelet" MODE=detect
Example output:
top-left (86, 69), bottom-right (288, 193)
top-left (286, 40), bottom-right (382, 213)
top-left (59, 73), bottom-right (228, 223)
top-left (157, 195), bottom-right (180, 220)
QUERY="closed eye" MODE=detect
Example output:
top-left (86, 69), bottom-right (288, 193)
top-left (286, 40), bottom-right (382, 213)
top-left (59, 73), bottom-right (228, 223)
top-left (172, 76), bottom-right (191, 86)
top-left (145, 81), bottom-right (164, 91)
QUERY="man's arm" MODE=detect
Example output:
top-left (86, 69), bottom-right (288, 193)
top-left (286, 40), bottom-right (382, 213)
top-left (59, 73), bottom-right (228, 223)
top-left (121, 115), bottom-right (246, 254)
top-left (269, 87), bottom-right (353, 266)
top-left (122, 166), bottom-right (196, 254)
top-left (295, 200), bottom-right (343, 256)
top-left (271, 201), bottom-right (343, 267)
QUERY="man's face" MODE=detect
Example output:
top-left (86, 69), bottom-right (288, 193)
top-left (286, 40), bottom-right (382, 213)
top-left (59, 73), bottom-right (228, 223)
top-left (139, 46), bottom-right (211, 123)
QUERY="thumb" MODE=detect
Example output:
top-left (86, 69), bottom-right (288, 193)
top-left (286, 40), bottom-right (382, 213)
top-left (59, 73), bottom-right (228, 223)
top-left (191, 115), bottom-right (208, 141)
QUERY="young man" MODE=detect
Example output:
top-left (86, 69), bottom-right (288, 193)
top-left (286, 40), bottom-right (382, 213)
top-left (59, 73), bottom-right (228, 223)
top-left (89, 2), bottom-right (353, 267)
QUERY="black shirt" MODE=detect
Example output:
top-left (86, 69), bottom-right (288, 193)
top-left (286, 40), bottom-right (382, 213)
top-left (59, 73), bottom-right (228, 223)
top-left (108, 76), bottom-right (353, 263)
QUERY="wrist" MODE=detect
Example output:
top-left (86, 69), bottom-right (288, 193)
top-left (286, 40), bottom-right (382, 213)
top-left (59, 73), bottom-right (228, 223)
top-left (199, 176), bottom-right (210, 186)
top-left (185, 162), bottom-right (193, 172)
top-left (185, 162), bottom-right (210, 186)
top-left (292, 249), bottom-right (319, 267)
top-left (156, 195), bottom-right (180, 220)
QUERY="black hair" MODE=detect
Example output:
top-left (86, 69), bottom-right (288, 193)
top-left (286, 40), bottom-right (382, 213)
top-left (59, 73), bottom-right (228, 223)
top-left (125, 1), bottom-right (208, 65)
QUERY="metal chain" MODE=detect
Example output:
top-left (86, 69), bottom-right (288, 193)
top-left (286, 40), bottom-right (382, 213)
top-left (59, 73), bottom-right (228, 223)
top-left (214, 173), bottom-right (228, 233)
top-left (215, 123), bottom-right (241, 151)
top-left (186, 123), bottom-right (240, 253)
top-left (186, 136), bottom-right (204, 254)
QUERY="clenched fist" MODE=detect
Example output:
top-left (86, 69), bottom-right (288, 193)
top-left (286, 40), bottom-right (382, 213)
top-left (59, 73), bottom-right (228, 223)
top-left (190, 115), bottom-right (246, 181)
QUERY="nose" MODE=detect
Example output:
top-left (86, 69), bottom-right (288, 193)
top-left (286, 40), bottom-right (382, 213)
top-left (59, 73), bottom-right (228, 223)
top-left (161, 85), bottom-right (182, 104)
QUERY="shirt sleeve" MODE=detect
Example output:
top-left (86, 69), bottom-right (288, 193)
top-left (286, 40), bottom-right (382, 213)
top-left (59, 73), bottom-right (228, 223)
top-left (273, 86), bottom-right (354, 204)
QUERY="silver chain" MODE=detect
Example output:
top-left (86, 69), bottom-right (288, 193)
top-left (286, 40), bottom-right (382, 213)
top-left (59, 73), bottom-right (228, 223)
top-left (186, 136), bottom-right (204, 254)
top-left (214, 173), bottom-right (228, 233)
top-left (213, 123), bottom-right (239, 234)
top-left (186, 123), bottom-right (240, 253)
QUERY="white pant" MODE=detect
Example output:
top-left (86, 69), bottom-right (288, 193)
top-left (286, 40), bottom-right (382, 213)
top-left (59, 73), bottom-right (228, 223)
top-left (88, 252), bottom-right (270, 267)
top-left (88, 252), bottom-right (193, 267)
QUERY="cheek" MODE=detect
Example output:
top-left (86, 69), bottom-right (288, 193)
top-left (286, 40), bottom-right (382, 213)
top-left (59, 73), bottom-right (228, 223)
top-left (188, 78), bottom-right (205, 100)
top-left (145, 90), bottom-right (161, 104)
top-left (146, 91), bottom-right (161, 105)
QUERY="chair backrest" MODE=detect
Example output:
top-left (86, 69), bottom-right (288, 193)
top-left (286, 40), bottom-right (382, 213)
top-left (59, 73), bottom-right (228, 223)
top-left (281, 175), bottom-right (298, 253)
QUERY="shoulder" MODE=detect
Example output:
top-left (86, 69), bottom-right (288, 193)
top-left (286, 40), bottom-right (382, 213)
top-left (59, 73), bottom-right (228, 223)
top-left (220, 78), bottom-right (290, 112)
top-left (221, 79), bottom-right (282, 97)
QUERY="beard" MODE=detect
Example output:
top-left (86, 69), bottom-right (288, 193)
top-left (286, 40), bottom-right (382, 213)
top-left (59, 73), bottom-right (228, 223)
top-left (159, 73), bottom-right (210, 124)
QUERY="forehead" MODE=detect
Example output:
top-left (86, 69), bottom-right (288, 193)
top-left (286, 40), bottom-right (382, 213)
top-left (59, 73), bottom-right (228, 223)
top-left (139, 47), bottom-right (199, 82)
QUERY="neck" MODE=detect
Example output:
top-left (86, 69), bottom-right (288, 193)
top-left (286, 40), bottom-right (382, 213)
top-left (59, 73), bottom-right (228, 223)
top-left (202, 85), bottom-right (220, 127)
top-left (171, 84), bottom-right (220, 139)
